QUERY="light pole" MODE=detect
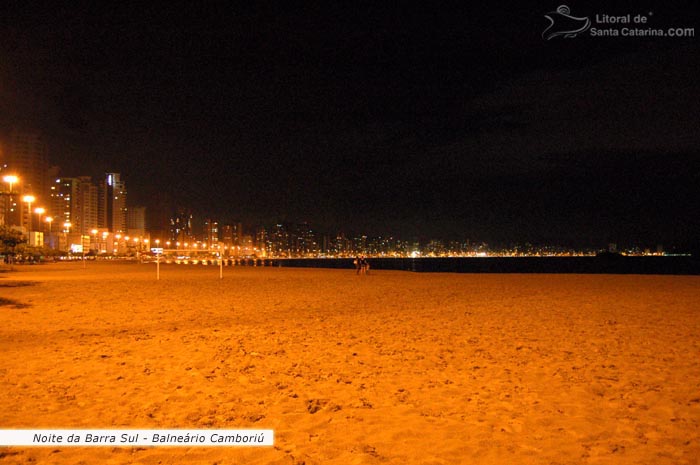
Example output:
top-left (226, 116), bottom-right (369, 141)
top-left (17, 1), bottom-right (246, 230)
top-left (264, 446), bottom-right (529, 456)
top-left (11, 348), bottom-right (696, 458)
top-left (91, 229), bottom-right (99, 254)
top-left (63, 222), bottom-right (72, 254)
top-left (22, 195), bottom-right (35, 232)
top-left (34, 207), bottom-right (45, 237)
top-left (33, 207), bottom-right (45, 247)
top-left (218, 245), bottom-right (223, 279)
top-left (45, 217), bottom-right (54, 249)
top-left (2, 175), bottom-right (18, 193)
top-left (34, 207), bottom-right (45, 223)
top-left (2, 175), bottom-right (19, 227)
top-left (155, 239), bottom-right (161, 280)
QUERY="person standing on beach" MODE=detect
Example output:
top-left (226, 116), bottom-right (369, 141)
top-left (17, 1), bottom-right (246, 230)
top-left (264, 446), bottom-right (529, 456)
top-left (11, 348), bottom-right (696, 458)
top-left (355, 256), bottom-right (362, 274)
top-left (356, 255), bottom-right (369, 275)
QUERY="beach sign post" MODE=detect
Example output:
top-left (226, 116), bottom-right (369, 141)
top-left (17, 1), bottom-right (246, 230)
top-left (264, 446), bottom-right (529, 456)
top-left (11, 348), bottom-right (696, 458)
top-left (151, 245), bottom-right (163, 280)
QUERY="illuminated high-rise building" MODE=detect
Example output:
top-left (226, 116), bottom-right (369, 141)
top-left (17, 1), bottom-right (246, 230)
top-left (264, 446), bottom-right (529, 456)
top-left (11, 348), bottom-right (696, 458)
top-left (255, 226), bottom-right (268, 254)
top-left (127, 206), bottom-right (146, 237)
top-left (169, 208), bottom-right (193, 243)
top-left (5, 130), bottom-right (49, 200)
top-left (221, 224), bottom-right (234, 248)
top-left (99, 173), bottom-right (127, 233)
top-left (1, 130), bottom-right (49, 227)
top-left (291, 222), bottom-right (318, 256)
top-left (49, 176), bottom-right (99, 236)
top-left (269, 223), bottom-right (290, 257)
top-left (148, 191), bottom-right (172, 241)
top-left (76, 176), bottom-right (99, 235)
top-left (203, 218), bottom-right (219, 246)
top-left (1, 163), bottom-right (19, 226)
top-left (49, 178), bottom-right (79, 227)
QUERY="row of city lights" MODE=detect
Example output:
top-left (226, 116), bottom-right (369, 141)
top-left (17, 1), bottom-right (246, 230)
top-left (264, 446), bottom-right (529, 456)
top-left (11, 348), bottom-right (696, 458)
top-left (3, 174), bottom-right (45, 230)
top-left (5, 175), bottom-right (220, 250)
top-left (4, 175), bottom-right (117, 236)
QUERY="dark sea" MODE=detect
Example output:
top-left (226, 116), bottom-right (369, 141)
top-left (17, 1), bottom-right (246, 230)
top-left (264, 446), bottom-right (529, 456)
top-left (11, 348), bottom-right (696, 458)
top-left (262, 256), bottom-right (700, 275)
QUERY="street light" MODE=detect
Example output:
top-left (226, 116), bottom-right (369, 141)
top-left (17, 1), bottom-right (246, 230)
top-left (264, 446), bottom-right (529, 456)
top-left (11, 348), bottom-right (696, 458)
top-left (34, 207), bottom-right (45, 230)
top-left (1, 176), bottom-right (19, 228)
top-left (114, 234), bottom-right (122, 255)
top-left (91, 229), bottom-right (99, 253)
top-left (2, 175), bottom-right (18, 193)
top-left (22, 195), bottom-right (35, 231)
top-left (44, 216), bottom-right (54, 249)
top-left (62, 222), bottom-right (71, 254)
top-left (154, 239), bottom-right (162, 280)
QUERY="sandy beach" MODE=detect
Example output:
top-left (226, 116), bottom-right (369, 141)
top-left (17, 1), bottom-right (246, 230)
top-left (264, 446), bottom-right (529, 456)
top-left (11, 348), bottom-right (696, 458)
top-left (1, 262), bottom-right (698, 464)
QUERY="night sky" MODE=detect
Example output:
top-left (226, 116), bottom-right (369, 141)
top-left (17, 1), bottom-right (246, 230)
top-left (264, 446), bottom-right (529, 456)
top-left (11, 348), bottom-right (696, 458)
top-left (1, 3), bottom-right (698, 249)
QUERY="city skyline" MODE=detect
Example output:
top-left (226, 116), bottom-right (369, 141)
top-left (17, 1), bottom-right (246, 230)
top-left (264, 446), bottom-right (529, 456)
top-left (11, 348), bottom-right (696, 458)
top-left (1, 4), bottom-right (698, 251)
top-left (0, 140), bottom-right (695, 255)
top-left (0, 160), bottom-right (685, 258)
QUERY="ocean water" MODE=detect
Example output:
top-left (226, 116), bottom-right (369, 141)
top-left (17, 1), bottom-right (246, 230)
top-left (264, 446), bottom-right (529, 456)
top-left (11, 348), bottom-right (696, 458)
top-left (267, 256), bottom-right (700, 275)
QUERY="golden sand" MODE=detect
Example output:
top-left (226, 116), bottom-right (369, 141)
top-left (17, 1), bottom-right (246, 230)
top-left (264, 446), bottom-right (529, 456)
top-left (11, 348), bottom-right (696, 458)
top-left (1, 262), bottom-right (699, 464)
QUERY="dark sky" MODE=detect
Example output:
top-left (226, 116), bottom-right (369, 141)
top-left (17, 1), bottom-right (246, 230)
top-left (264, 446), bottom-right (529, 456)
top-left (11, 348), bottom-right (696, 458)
top-left (1, 3), bottom-right (698, 249)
